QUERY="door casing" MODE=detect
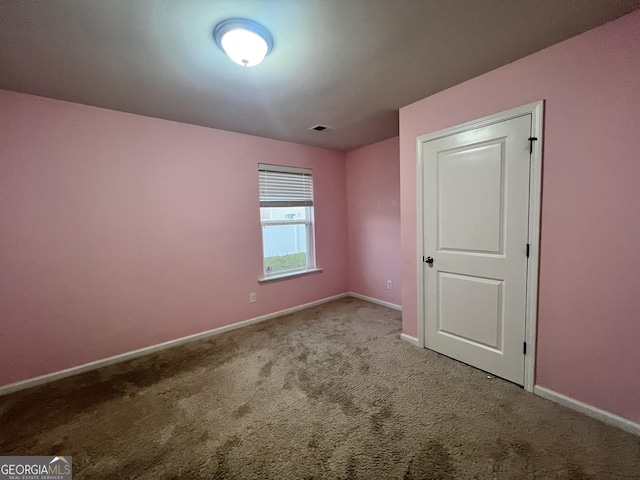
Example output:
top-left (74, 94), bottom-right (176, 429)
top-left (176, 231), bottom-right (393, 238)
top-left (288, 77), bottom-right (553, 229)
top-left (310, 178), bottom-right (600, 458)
top-left (416, 101), bottom-right (543, 392)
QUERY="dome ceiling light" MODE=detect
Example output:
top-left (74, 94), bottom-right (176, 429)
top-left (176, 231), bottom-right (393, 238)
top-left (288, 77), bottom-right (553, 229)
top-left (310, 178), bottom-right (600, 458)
top-left (213, 18), bottom-right (274, 67)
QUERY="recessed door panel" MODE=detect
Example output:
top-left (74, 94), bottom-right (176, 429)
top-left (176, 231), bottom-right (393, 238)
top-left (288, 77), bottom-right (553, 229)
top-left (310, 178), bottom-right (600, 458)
top-left (438, 272), bottom-right (503, 351)
top-left (438, 142), bottom-right (504, 254)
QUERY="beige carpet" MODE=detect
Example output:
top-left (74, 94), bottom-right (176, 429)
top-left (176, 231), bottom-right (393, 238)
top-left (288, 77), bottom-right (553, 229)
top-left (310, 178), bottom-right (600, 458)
top-left (1, 298), bottom-right (639, 479)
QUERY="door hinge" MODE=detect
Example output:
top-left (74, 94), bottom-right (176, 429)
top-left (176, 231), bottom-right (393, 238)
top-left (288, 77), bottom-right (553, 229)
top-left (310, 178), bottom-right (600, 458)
top-left (523, 342), bottom-right (527, 355)
top-left (528, 136), bottom-right (538, 154)
top-left (526, 243), bottom-right (530, 257)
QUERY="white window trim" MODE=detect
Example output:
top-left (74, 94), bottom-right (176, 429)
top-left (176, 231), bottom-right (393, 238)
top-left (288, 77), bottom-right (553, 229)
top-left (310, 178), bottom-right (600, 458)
top-left (258, 267), bottom-right (323, 284)
top-left (259, 164), bottom-right (318, 282)
top-left (258, 163), bottom-right (311, 175)
top-left (261, 219), bottom-right (310, 227)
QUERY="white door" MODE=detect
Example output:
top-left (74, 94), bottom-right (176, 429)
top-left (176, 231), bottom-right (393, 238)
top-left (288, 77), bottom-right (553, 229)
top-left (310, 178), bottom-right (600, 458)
top-left (422, 114), bottom-right (531, 385)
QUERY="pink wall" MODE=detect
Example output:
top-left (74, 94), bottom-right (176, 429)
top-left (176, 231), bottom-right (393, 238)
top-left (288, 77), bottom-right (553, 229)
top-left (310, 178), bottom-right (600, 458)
top-left (346, 137), bottom-right (401, 306)
top-left (0, 90), bottom-right (348, 387)
top-left (399, 10), bottom-right (640, 423)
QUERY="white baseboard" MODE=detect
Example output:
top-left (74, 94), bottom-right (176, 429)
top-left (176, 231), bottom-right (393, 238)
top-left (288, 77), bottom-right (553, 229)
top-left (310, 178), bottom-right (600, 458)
top-left (400, 333), bottom-right (419, 346)
top-left (349, 292), bottom-right (402, 311)
top-left (534, 385), bottom-right (640, 437)
top-left (0, 292), bottom-right (350, 397)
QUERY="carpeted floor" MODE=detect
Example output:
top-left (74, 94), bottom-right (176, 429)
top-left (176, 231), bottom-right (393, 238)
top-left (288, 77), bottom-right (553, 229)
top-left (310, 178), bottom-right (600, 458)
top-left (1, 298), bottom-right (639, 479)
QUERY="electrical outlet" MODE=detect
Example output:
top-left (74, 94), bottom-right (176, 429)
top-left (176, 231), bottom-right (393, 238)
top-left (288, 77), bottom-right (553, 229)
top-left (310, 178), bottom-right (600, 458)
top-left (387, 280), bottom-right (393, 290)
top-left (249, 292), bottom-right (257, 303)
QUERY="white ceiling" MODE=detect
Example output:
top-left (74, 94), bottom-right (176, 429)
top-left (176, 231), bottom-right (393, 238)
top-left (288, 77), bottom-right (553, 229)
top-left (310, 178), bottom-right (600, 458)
top-left (1, 0), bottom-right (638, 151)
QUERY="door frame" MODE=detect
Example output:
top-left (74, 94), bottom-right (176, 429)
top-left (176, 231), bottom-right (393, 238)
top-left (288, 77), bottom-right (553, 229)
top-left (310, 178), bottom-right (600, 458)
top-left (416, 101), bottom-right (543, 392)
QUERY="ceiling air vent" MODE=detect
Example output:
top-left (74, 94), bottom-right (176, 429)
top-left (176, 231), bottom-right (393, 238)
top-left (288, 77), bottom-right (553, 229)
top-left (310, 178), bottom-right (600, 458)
top-left (309, 124), bottom-right (335, 132)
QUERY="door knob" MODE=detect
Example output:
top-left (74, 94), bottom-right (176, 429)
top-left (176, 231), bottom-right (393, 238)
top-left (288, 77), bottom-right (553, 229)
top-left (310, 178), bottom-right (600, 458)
top-left (424, 256), bottom-right (434, 265)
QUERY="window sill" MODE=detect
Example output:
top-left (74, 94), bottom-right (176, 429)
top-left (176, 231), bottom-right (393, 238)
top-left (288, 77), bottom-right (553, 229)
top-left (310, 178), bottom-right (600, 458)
top-left (258, 268), bottom-right (323, 284)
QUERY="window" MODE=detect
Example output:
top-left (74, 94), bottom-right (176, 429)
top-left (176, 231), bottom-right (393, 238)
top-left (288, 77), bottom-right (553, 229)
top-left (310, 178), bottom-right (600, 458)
top-left (259, 164), bottom-right (316, 279)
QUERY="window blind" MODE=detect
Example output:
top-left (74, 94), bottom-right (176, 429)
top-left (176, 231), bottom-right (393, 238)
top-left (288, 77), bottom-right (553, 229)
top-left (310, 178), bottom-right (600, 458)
top-left (259, 164), bottom-right (313, 207)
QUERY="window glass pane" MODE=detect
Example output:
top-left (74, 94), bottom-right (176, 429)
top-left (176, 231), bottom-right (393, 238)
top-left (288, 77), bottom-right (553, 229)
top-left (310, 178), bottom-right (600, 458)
top-left (263, 224), bottom-right (308, 274)
top-left (260, 206), bottom-right (309, 221)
